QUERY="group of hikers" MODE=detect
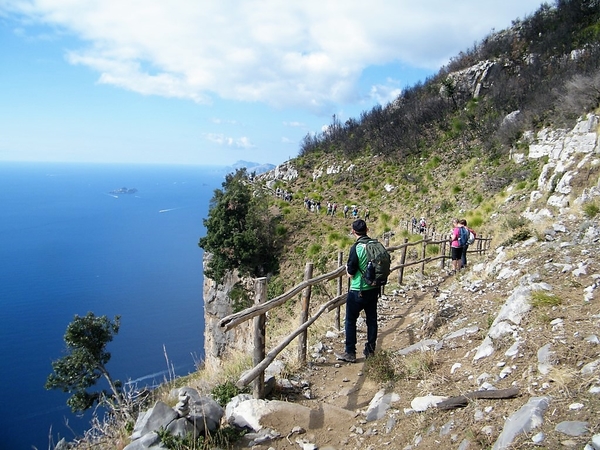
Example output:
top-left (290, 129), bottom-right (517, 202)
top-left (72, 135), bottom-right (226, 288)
top-left (411, 216), bottom-right (436, 235)
top-left (301, 197), bottom-right (371, 221)
top-left (336, 216), bottom-right (477, 363)
top-left (450, 218), bottom-right (476, 273)
top-left (343, 204), bottom-right (370, 220)
top-left (274, 187), bottom-right (293, 202)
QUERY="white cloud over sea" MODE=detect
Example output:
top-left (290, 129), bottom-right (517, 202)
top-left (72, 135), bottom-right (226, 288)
top-left (2, 0), bottom-right (543, 113)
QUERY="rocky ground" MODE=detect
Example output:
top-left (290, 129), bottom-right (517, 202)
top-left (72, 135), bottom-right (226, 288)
top-left (231, 217), bottom-right (600, 450)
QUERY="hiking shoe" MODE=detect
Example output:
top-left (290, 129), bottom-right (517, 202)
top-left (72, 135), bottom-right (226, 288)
top-left (335, 352), bottom-right (356, 363)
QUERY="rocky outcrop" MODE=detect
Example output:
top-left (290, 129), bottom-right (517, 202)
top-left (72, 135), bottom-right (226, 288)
top-left (257, 161), bottom-right (298, 188)
top-left (202, 254), bottom-right (255, 370)
top-left (510, 113), bottom-right (600, 221)
top-left (443, 60), bottom-right (499, 99)
top-left (124, 387), bottom-right (223, 449)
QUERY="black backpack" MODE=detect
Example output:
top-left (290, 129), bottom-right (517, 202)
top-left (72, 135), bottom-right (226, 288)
top-left (360, 239), bottom-right (391, 287)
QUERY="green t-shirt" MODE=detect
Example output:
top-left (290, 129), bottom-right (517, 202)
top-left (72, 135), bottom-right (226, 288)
top-left (349, 237), bottom-right (377, 291)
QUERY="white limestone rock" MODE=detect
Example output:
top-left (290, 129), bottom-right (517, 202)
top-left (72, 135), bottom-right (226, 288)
top-left (492, 397), bottom-right (551, 450)
top-left (410, 395), bottom-right (448, 412)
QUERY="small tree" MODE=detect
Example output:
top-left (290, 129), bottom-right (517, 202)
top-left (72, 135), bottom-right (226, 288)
top-left (45, 312), bottom-right (125, 415)
top-left (198, 168), bottom-right (280, 284)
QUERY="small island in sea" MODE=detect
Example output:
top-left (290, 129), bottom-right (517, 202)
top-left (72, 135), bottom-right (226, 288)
top-left (109, 187), bottom-right (138, 195)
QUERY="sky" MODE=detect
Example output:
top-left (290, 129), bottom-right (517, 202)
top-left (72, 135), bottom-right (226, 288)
top-left (0, 0), bottom-right (545, 167)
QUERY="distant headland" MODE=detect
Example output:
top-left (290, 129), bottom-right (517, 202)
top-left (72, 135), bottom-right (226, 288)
top-left (109, 187), bottom-right (138, 195)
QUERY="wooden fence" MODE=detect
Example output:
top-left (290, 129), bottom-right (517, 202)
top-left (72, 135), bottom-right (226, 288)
top-left (218, 233), bottom-right (492, 397)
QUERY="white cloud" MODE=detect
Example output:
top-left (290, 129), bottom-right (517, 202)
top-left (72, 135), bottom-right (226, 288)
top-left (283, 121), bottom-right (305, 127)
top-left (3, 0), bottom-right (543, 112)
top-left (205, 133), bottom-right (254, 148)
top-left (370, 78), bottom-right (403, 106)
top-left (211, 118), bottom-right (239, 125)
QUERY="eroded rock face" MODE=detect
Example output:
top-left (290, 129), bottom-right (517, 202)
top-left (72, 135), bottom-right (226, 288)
top-left (202, 253), bottom-right (254, 369)
top-left (258, 161), bottom-right (299, 182)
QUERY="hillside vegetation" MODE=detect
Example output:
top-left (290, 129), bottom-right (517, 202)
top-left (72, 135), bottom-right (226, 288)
top-left (257, 0), bottom-right (600, 290)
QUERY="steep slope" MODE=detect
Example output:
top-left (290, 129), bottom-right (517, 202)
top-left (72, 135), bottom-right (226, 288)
top-left (235, 114), bottom-right (600, 450)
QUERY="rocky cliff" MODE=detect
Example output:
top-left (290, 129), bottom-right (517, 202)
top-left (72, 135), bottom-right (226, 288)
top-left (202, 253), bottom-right (255, 370)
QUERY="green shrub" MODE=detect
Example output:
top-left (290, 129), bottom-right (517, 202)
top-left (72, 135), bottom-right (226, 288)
top-left (469, 216), bottom-right (484, 228)
top-left (267, 276), bottom-right (285, 300)
top-left (501, 228), bottom-right (532, 246)
top-left (307, 243), bottom-right (322, 257)
top-left (211, 380), bottom-right (248, 407)
top-left (439, 199), bottom-right (453, 213)
top-left (364, 350), bottom-right (397, 383)
top-left (424, 156), bottom-right (441, 170)
top-left (516, 181), bottom-right (527, 190)
top-left (531, 291), bottom-right (561, 307)
top-left (229, 282), bottom-right (251, 313)
top-left (503, 215), bottom-right (527, 230)
top-left (327, 231), bottom-right (341, 244)
top-left (583, 202), bottom-right (599, 218)
top-left (275, 224), bottom-right (287, 236)
top-left (426, 244), bottom-right (440, 256)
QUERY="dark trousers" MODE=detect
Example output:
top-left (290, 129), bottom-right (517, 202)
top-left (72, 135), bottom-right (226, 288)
top-left (345, 288), bottom-right (378, 355)
top-left (461, 245), bottom-right (469, 267)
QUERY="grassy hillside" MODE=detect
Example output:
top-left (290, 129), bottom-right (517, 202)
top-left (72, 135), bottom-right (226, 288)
top-left (264, 150), bottom-right (544, 288)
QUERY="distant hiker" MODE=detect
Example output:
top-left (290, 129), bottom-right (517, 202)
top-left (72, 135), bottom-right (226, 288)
top-left (419, 218), bottom-right (426, 234)
top-left (336, 219), bottom-right (379, 363)
top-left (459, 219), bottom-right (476, 267)
top-left (343, 205), bottom-right (349, 218)
top-left (352, 206), bottom-right (359, 218)
top-left (450, 218), bottom-right (463, 273)
top-left (327, 202), bottom-right (332, 216)
top-left (412, 216), bottom-right (418, 233)
top-left (364, 208), bottom-right (370, 221)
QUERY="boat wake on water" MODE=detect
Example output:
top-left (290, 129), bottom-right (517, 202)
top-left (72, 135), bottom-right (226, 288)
top-left (158, 207), bottom-right (183, 213)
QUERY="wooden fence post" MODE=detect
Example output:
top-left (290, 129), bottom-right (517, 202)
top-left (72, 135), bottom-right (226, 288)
top-left (440, 238), bottom-right (447, 270)
top-left (421, 239), bottom-right (427, 274)
top-left (398, 237), bottom-right (408, 285)
top-left (336, 252), bottom-right (343, 331)
top-left (253, 277), bottom-right (267, 399)
top-left (298, 262), bottom-right (313, 364)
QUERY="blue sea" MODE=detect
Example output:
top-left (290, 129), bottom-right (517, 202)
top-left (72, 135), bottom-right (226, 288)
top-left (0, 162), bottom-right (225, 450)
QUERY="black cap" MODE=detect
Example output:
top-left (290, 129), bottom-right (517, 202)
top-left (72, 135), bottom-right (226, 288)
top-left (352, 219), bottom-right (367, 235)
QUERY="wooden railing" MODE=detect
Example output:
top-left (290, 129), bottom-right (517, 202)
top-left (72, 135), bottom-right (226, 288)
top-left (218, 234), bottom-right (492, 397)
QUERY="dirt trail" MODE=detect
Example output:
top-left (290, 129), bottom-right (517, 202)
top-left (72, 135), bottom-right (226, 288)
top-left (241, 278), bottom-right (445, 449)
